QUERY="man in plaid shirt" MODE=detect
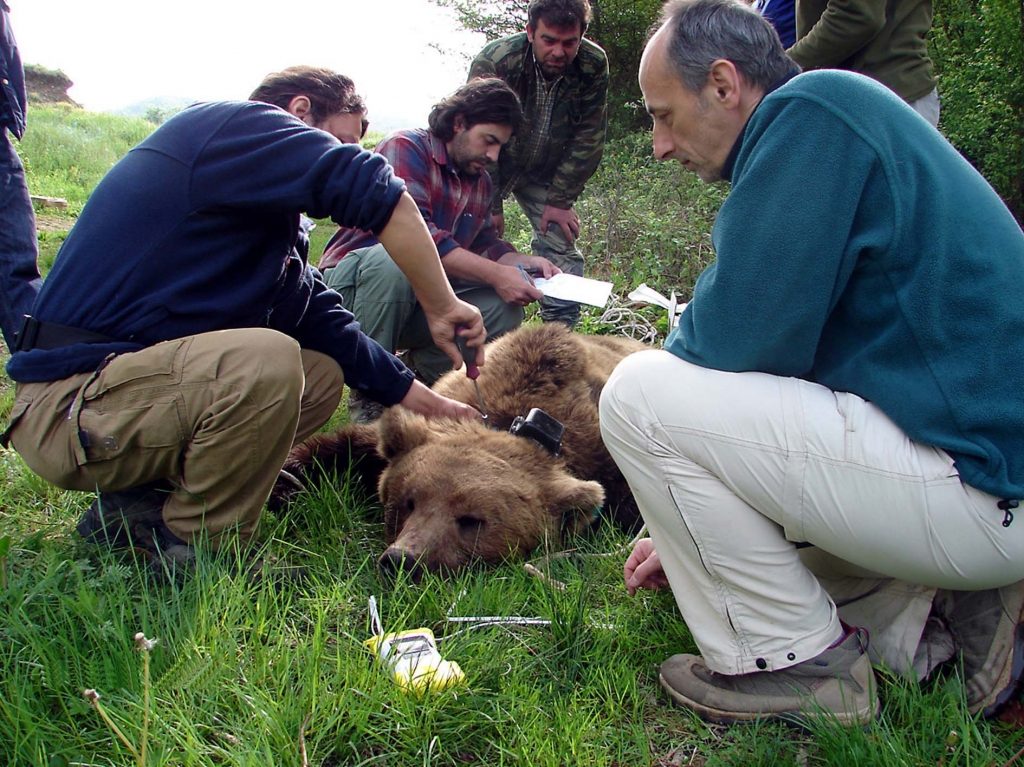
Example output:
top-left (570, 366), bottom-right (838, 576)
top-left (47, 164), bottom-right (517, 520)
top-left (320, 79), bottom-right (559, 417)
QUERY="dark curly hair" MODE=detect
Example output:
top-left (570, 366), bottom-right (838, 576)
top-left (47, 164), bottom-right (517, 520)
top-left (428, 78), bottom-right (523, 142)
top-left (249, 66), bottom-right (367, 134)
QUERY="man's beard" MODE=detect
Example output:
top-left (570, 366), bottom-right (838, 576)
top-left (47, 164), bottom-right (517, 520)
top-left (454, 155), bottom-right (488, 177)
top-left (540, 60), bottom-right (566, 78)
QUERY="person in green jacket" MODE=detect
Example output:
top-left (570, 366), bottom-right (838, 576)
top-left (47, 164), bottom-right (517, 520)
top-left (787, 0), bottom-right (939, 126)
top-left (601, 0), bottom-right (1024, 727)
top-left (468, 0), bottom-right (608, 327)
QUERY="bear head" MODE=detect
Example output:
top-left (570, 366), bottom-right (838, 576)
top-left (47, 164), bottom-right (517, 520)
top-left (374, 409), bottom-right (605, 577)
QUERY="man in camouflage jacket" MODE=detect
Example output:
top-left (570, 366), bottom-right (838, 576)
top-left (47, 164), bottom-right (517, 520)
top-left (469, 0), bottom-right (608, 327)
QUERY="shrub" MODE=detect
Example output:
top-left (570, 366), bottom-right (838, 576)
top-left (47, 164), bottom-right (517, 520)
top-left (500, 132), bottom-right (724, 300)
top-left (931, 0), bottom-right (1024, 222)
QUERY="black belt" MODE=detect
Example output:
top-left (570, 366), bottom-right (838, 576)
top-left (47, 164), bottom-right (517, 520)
top-left (14, 315), bottom-right (116, 352)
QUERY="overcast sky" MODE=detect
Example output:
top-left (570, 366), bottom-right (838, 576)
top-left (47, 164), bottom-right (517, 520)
top-left (10, 0), bottom-right (494, 131)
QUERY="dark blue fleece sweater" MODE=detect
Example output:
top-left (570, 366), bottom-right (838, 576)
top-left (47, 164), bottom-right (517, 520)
top-left (7, 100), bottom-right (417, 405)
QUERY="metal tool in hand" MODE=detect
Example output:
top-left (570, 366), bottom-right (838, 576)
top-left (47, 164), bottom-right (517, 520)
top-left (455, 330), bottom-right (488, 423)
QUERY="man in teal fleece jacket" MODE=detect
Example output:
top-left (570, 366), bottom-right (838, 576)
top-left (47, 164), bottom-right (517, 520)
top-left (2, 67), bottom-right (487, 572)
top-left (600, 0), bottom-right (1024, 727)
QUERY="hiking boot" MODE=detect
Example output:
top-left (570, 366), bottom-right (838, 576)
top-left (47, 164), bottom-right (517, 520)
top-left (936, 582), bottom-right (1024, 717)
top-left (658, 629), bottom-right (878, 726)
top-left (140, 523), bottom-right (196, 582)
top-left (77, 482), bottom-right (172, 548)
top-left (347, 389), bottom-right (384, 424)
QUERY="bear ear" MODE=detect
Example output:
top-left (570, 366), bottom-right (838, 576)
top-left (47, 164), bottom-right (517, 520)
top-left (377, 409), bottom-right (432, 461)
top-left (546, 475), bottom-right (605, 536)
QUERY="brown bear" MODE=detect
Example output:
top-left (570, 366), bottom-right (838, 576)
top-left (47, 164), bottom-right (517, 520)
top-left (274, 324), bottom-right (646, 576)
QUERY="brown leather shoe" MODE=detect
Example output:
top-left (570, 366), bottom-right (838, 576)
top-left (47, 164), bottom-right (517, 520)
top-left (658, 630), bottom-right (878, 727)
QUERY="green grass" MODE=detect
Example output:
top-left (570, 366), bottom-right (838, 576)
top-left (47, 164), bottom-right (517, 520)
top-left (3, 473), bottom-right (1024, 765)
top-left (3, 107), bottom-right (1024, 765)
top-left (21, 105), bottom-right (154, 215)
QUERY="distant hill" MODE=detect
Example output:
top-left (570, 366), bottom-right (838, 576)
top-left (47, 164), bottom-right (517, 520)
top-left (116, 96), bottom-right (195, 124)
top-left (22, 63), bottom-right (423, 134)
top-left (116, 98), bottom-right (423, 134)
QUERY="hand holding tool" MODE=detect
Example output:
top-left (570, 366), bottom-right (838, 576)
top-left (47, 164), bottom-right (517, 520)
top-left (455, 329), bottom-right (488, 421)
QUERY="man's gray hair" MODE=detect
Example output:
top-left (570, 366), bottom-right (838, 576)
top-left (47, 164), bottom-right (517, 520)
top-left (656, 0), bottom-right (799, 92)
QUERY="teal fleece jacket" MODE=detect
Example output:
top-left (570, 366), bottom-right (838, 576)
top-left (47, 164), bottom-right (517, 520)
top-left (667, 70), bottom-right (1024, 501)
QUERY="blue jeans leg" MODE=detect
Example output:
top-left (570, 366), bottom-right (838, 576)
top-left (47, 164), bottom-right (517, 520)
top-left (0, 131), bottom-right (41, 351)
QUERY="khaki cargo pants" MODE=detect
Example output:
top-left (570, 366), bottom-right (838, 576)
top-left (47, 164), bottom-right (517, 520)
top-left (7, 329), bottom-right (343, 545)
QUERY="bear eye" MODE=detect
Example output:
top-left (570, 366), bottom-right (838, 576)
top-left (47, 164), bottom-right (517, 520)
top-left (405, 498), bottom-right (415, 513)
top-left (456, 515), bottom-right (485, 535)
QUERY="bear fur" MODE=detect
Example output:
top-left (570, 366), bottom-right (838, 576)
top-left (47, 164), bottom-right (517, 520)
top-left (274, 324), bottom-right (646, 575)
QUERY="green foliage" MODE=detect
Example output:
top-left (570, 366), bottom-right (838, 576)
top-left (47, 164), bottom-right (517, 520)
top-left (588, 0), bottom-right (662, 135)
top-left (431, 0), bottom-right (528, 38)
top-left (36, 230), bottom-right (69, 275)
top-left (931, 0), bottom-right (1024, 221)
top-left (576, 131), bottom-right (724, 297)
top-left (142, 106), bottom-right (178, 126)
top-left (19, 105), bottom-right (154, 215)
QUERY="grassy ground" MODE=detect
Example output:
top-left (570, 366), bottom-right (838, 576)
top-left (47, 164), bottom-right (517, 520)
top-left (1, 107), bottom-right (1022, 765)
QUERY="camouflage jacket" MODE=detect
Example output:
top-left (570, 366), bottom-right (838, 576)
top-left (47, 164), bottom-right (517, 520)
top-left (469, 32), bottom-right (608, 212)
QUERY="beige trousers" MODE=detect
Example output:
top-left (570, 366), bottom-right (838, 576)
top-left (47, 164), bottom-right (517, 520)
top-left (8, 329), bottom-right (343, 545)
top-left (599, 350), bottom-right (1024, 676)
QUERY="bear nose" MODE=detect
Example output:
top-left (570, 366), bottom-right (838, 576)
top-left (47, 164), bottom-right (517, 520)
top-left (377, 547), bottom-right (422, 581)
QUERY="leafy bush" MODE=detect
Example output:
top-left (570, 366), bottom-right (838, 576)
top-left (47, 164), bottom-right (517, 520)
top-left (575, 132), bottom-right (724, 298)
top-left (931, 0), bottom-right (1023, 221)
top-left (496, 132), bottom-right (722, 342)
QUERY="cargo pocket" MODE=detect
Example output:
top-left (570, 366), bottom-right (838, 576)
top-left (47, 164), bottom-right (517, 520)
top-left (71, 341), bottom-right (190, 478)
top-left (834, 390), bottom-right (957, 480)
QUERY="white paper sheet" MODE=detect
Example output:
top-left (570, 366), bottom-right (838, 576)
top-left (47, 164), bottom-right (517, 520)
top-left (533, 273), bottom-right (613, 307)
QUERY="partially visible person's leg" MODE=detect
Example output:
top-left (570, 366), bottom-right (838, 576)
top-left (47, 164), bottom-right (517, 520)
top-left (599, 350), bottom-right (1024, 721)
top-left (294, 348), bottom-right (344, 442)
top-left (322, 244), bottom-right (418, 421)
top-left (0, 131), bottom-right (41, 351)
top-left (600, 350), bottom-right (843, 675)
top-left (512, 182), bottom-right (583, 327)
top-left (321, 243), bottom-right (417, 353)
top-left (908, 87), bottom-right (941, 128)
top-left (798, 547), bottom-right (945, 678)
top-left (403, 281), bottom-right (523, 384)
top-left (10, 329), bottom-right (317, 546)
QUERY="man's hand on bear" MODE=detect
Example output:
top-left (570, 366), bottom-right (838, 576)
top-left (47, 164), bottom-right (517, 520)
top-left (624, 537), bottom-right (670, 596)
top-left (399, 380), bottom-right (483, 421)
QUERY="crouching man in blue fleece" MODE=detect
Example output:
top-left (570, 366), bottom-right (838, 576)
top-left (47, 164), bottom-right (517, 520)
top-left (600, 0), bottom-right (1024, 726)
top-left (1, 66), bottom-right (487, 574)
